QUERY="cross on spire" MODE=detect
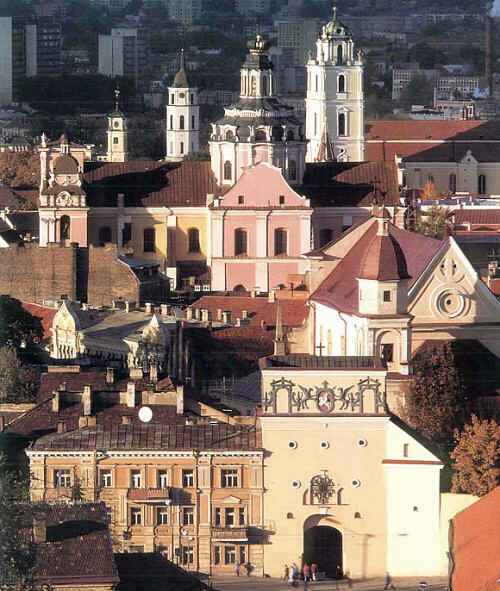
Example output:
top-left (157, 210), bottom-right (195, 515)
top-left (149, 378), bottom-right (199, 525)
top-left (114, 86), bottom-right (120, 112)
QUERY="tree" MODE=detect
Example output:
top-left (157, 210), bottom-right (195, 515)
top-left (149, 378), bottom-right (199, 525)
top-left (415, 205), bottom-right (449, 239)
top-left (404, 342), bottom-right (468, 445)
top-left (451, 415), bottom-right (500, 496)
top-left (0, 452), bottom-right (35, 589)
top-left (0, 347), bottom-right (39, 403)
top-left (399, 74), bottom-right (434, 108)
top-left (0, 297), bottom-right (43, 352)
top-left (0, 152), bottom-right (40, 190)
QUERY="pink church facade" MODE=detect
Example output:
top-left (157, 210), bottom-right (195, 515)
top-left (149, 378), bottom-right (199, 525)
top-left (208, 163), bottom-right (312, 292)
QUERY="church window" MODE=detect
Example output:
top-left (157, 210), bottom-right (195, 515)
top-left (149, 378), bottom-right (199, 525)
top-left (170, 115), bottom-right (173, 130)
top-left (338, 74), bottom-right (346, 93)
top-left (60, 215), bottom-right (70, 240)
top-left (381, 343), bottom-right (394, 363)
top-left (191, 115), bottom-right (195, 129)
top-left (250, 76), bottom-right (257, 96)
top-left (98, 226), bottom-right (112, 246)
top-left (327, 330), bottom-right (332, 355)
top-left (338, 113), bottom-right (347, 136)
top-left (143, 227), bottom-right (156, 253)
top-left (354, 512), bottom-right (361, 519)
top-left (279, 195), bottom-right (285, 205)
top-left (234, 228), bottom-right (247, 256)
top-left (224, 160), bottom-right (232, 181)
top-left (274, 228), bottom-right (288, 256)
top-left (180, 142), bottom-right (184, 154)
top-left (113, 137), bottom-right (119, 144)
top-left (319, 228), bottom-right (333, 246)
top-left (383, 290), bottom-right (391, 302)
top-left (287, 129), bottom-right (295, 141)
top-left (288, 440), bottom-right (298, 449)
top-left (188, 228), bottom-right (200, 253)
top-left (225, 130), bottom-right (234, 141)
top-left (114, 121), bottom-right (119, 128)
top-left (169, 142), bottom-right (173, 154)
top-left (288, 159), bottom-right (297, 181)
top-left (180, 115), bottom-right (185, 130)
top-left (478, 174), bottom-right (487, 194)
top-left (272, 126), bottom-right (282, 140)
top-left (403, 443), bottom-right (409, 457)
top-left (242, 75), bottom-right (247, 95)
top-left (337, 45), bottom-right (343, 64)
top-left (449, 173), bottom-right (457, 193)
top-left (254, 129), bottom-right (266, 141)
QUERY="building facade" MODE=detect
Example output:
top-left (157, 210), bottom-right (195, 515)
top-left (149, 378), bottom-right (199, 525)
top-left (305, 7), bottom-right (365, 163)
top-left (106, 89), bottom-right (128, 163)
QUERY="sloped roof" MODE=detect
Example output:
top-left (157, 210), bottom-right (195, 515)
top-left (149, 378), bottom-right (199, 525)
top-left (32, 503), bottom-right (119, 586)
top-left (301, 161), bottom-right (400, 207)
top-left (358, 223), bottom-right (410, 281)
top-left (310, 219), bottom-right (443, 315)
top-left (21, 303), bottom-right (57, 340)
top-left (83, 160), bottom-right (220, 207)
top-left (453, 209), bottom-right (500, 226)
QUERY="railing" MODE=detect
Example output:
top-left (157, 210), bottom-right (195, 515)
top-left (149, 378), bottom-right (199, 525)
top-left (211, 526), bottom-right (249, 541)
top-left (128, 487), bottom-right (171, 503)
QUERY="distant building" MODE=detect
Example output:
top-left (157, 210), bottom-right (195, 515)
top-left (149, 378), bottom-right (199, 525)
top-left (0, 17), bottom-right (27, 106)
top-left (167, 0), bottom-right (202, 26)
top-left (235, 0), bottom-right (271, 16)
top-left (98, 27), bottom-right (148, 86)
top-left (274, 18), bottom-right (320, 67)
top-left (392, 64), bottom-right (439, 101)
top-left (25, 17), bottom-right (63, 78)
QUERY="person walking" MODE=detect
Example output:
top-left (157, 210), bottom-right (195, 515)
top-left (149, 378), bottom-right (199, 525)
top-left (245, 561), bottom-right (252, 577)
top-left (303, 563), bottom-right (311, 583)
top-left (283, 564), bottom-right (290, 582)
top-left (383, 571), bottom-right (396, 590)
top-left (235, 562), bottom-right (241, 577)
top-left (311, 563), bottom-right (318, 581)
top-left (288, 567), bottom-right (295, 587)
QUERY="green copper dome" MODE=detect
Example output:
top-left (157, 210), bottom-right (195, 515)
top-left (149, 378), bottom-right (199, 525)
top-left (324, 3), bottom-right (350, 37)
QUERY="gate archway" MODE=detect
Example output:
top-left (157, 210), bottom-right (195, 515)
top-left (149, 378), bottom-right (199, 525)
top-left (303, 525), bottom-right (343, 578)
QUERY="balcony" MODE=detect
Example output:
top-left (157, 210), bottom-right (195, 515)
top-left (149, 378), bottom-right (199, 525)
top-left (211, 527), bottom-right (249, 542)
top-left (128, 488), bottom-right (171, 503)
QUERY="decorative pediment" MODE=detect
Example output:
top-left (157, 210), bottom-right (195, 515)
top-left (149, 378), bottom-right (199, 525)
top-left (221, 495), bottom-right (242, 504)
top-left (460, 149), bottom-right (478, 165)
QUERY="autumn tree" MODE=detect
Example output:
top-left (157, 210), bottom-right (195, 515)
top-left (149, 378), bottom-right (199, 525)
top-left (415, 205), bottom-right (449, 239)
top-left (0, 296), bottom-right (43, 352)
top-left (0, 152), bottom-right (40, 190)
top-left (0, 347), bottom-right (39, 403)
top-left (451, 415), bottom-right (500, 497)
top-left (404, 342), bottom-right (468, 445)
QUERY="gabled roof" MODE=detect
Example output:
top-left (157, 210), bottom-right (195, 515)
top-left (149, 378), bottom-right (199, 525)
top-left (310, 218), bottom-right (443, 315)
top-left (83, 160), bottom-right (219, 207)
top-left (452, 208), bottom-right (500, 226)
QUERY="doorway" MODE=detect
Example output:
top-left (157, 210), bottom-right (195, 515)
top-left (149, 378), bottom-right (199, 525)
top-left (303, 526), bottom-right (343, 578)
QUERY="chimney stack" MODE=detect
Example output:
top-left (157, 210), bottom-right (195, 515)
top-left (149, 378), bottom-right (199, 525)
top-left (106, 367), bottom-right (115, 385)
top-left (82, 385), bottom-right (92, 416)
top-left (52, 390), bottom-right (60, 413)
top-left (150, 364), bottom-right (158, 383)
top-left (126, 382), bottom-right (136, 408)
top-left (33, 518), bottom-right (47, 544)
top-left (145, 302), bottom-right (153, 315)
top-left (57, 421), bottom-right (66, 433)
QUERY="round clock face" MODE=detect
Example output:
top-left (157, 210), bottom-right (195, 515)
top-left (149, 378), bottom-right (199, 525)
top-left (317, 390), bottom-right (334, 413)
top-left (56, 192), bottom-right (72, 207)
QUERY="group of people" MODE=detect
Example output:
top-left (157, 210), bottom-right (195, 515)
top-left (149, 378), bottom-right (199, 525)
top-left (234, 562), bottom-right (253, 577)
top-left (283, 563), bottom-right (319, 586)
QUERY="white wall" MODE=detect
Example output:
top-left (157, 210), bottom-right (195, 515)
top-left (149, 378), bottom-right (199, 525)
top-left (314, 302), bottom-right (369, 356)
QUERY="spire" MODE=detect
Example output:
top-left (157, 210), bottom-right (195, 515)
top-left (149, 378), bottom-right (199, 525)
top-left (273, 300), bottom-right (287, 356)
top-left (114, 86), bottom-right (121, 113)
top-left (316, 122), bottom-right (335, 162)
top-left (173, 49), bottom-right (189, 88)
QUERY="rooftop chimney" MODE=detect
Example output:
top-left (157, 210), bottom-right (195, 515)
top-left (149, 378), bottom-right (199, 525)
top-left (52, 390), bottom-right (60, 413)
top-left (150, 364), bottom-right (158, 383)
top-left (121, 415), bottom-right (132, 425)
top-left (57, 421), bottom-right (66, 433)
top-left (33, 518), bottom-right (47, 544)
top-left (126, 382), bottom-right (136, 408)
top-left (145, 302), bottom-right (153, 315)
top-left (106, 367), bottom-right (115, 385)
top-left (82, 385), bottom-right (92, 416)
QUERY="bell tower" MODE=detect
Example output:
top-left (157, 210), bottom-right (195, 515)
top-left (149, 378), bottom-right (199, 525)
top-left (106, 88), bottom-right (128, 163)
top-left (305, 3), bottom-right (364, 163)
top-left (165, 50), bottom-right (200, 161)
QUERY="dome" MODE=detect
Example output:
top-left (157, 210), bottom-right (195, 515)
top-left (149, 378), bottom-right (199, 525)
top-left (172, 49), bottom-right (190, 88)
top-left (358, 219), bottom-right (410, 281)
top-left (53, 155), bottom-right (79, 175)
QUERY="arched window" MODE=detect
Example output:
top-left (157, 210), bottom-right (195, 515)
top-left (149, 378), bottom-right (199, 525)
top-left (242, 75), bottom-right (247, 95)
top-left (170, 115), bottom-right (173, 130)
top-left (180, 115), bottom-right (185, 130)
top-left (143, 227), bottom-right (155, 253)
top-left (337, 44), bottom-right (343, 63)
top-left (60, 215), bottom-right (70, 241)
top-left (180, 142), bottom-right (184, 154)
top-left (319, 228), bottom-right (333, 247)
top-left (478, 174), bottom-right (487, 194)
top-left (327, 329), bottom-right (333, 355)
top-left (449, 173), bottom-right (457, 193)
top-left (262, 75), bottom-right (268, 96)
top-left (170, 94), bottom-right (174, 104)
top-left (190, 93), bottom-right (194, 104)
top-left (338, 74), bottom-right (345, 93)
top-left (250, 76), bottom-right (256, 96)
top-left (98, 226), bottom-right (112, 246)
top-left (288, 159), bottom-right (297, 181)
top-left (274, 228), bottom-right (287, 256)
top-left (224, 160), bottom-right (232, 181)
top-left (286, 129), bottom-right (295, 141)
top-left (254, 129), bottom-right (266, 141)
top-left (338, 113), bottom-right (346, 136)
top-left (188, 228), bottom-right (200, 253)
top-left (234, 228), bottom-right (247, 256)
top-left (191, 115), bottom-right (195, 129)
top-left (225, 130), bottom-right (234, 141)
top-left (272, 126), bottom-right (283, 141)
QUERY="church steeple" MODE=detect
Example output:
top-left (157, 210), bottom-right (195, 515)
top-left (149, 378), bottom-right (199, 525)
top-left (106, 87), bottom-right (128, 163)
top-left (165, 49), bottom-right (200, 161)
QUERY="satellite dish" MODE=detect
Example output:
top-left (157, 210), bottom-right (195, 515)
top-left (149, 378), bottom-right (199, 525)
top-left (138, 406), bottom-right (153, 423)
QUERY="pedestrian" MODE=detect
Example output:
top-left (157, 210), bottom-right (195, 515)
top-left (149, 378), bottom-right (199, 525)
top-left (292, 563), bottom-right (299, 587)
top-left (311, 563), bottom-right (318, 582)
top-left (283, 564), bottom-right (290, 582)
top-left (383, 571), bottom-right (396, 590)
top-left (303, 563), bottom-right (311, 582)
top-left (245, 561), bottom-right (252, 577)
top-left (288, 567), bottom-right (295, 587)
top-left (235, 562), bottom-right (241, 577)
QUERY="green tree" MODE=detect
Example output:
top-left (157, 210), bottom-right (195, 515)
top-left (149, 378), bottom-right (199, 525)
top-left (451, 415), bottom-right (500, 497)
top-left (0, 297), bottom-right (43, 352)
top-left (399, 74), bottom-right (434, 108)
top-left (0, 452), bottom-right (35, 589)
top-left (404, 342), bottom-right (468, 446)
top-left (0, 347), bottom-right (39, 403)
top-left (415, 205), bottom-right (449, 239)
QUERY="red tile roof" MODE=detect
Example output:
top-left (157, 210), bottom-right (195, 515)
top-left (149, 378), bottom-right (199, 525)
top-left (311, 219), bottom-right (443, 315)
top-left (21, 303), bottom-right (57, 340)
top-left (0, 187), bottom-right (38, 210)
top-left (83, 160), bottom-right (220, 207)
top-left (358, 226), bottom-right (410, 281)
top-left (365, 120), bottom-right (496, 141)
top-left (33, 503), bottom-right (119, 586)
top-left (452, 209), bottom-right (500, 226)
top-left (450, 486), bottom-right (500, 591)
top-left (31, 422), bottom-right (262, 452)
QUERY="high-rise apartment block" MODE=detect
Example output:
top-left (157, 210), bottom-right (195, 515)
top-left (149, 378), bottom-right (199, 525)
top-left (98, 27), bottom-right (148, 85)
top-left (167, 0), bottom-right (202, 26)
top-left (235, 0), bottom-right (271, 16)
top-left (0, 17), bottom-right (27, 106)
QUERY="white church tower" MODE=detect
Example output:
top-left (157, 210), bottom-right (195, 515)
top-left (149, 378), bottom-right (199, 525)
top-left (165, 50), bottom-right (200, 161)
top-left (106, 88), bottom-right (128, 163)
top-left (305, 3), bottom-right (364, 163)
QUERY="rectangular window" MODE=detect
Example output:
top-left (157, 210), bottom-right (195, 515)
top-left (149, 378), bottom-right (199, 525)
top-left (214, 507), bottom-right (221, 527)
top-left (157, 470), bottom-right (169, 488)
top-left (180, 141), bottom-right (184, 155)
top-left (122, 222), bottom-right (132, 245)
top-left (182, 546), bottom-right (194, 565)
top-left (381, 343), bottom-right (394, 363)
top-left (170, 94), bottom-right (174, 104)
top-left (238, 195), bottom-right (244, 205)
top-left (182, 506), bottom-right (194, 525)
top-left (279, 195), bottom-right (285, 205)
top-left (224, 545), bottom-right (236, 564)
top-left (225, 508), bottom-right (235, 527)
top-left (191, 115), bottom-right (195, 129)
top-left (214, 545), bottom-right (221, 565)
top-left (156, 507), bottom-right (169, 525)
top-left (239, 507), bottom-right (246, 526)
top-left (131, 470), bottom-right (142, 488)
top-left (100, 470), bottom-right (112, 488)
top-left (383, 290), bottom-right (391, 302)
top-left (113, 137), bottom-right (119, 144)
top-left (239, 545), bottom-right (246, 565)
top-left (221, 469), bottom-right (239, 488)
top-left (130, 507), bottom-right (142, 526)
top-left (182, 469), bottom-right (194, 488)
top-left (54, 469), bottom-right (71, 488)
top-left (403, 443), bottom-right (409, 458)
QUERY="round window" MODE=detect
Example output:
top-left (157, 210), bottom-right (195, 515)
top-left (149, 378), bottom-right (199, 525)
top-left (291, 480), bottom-right (301, 489)
top-left (352, 479), bottom-right (361, 488)
top-left (288, 440), bottom-right (298, 450)
top-left (436, 290), bottom-right (466, 318)
top-left (320, 440), bottom-right (330, 449)
top-left (357, 438), bottom-right (368, 448)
